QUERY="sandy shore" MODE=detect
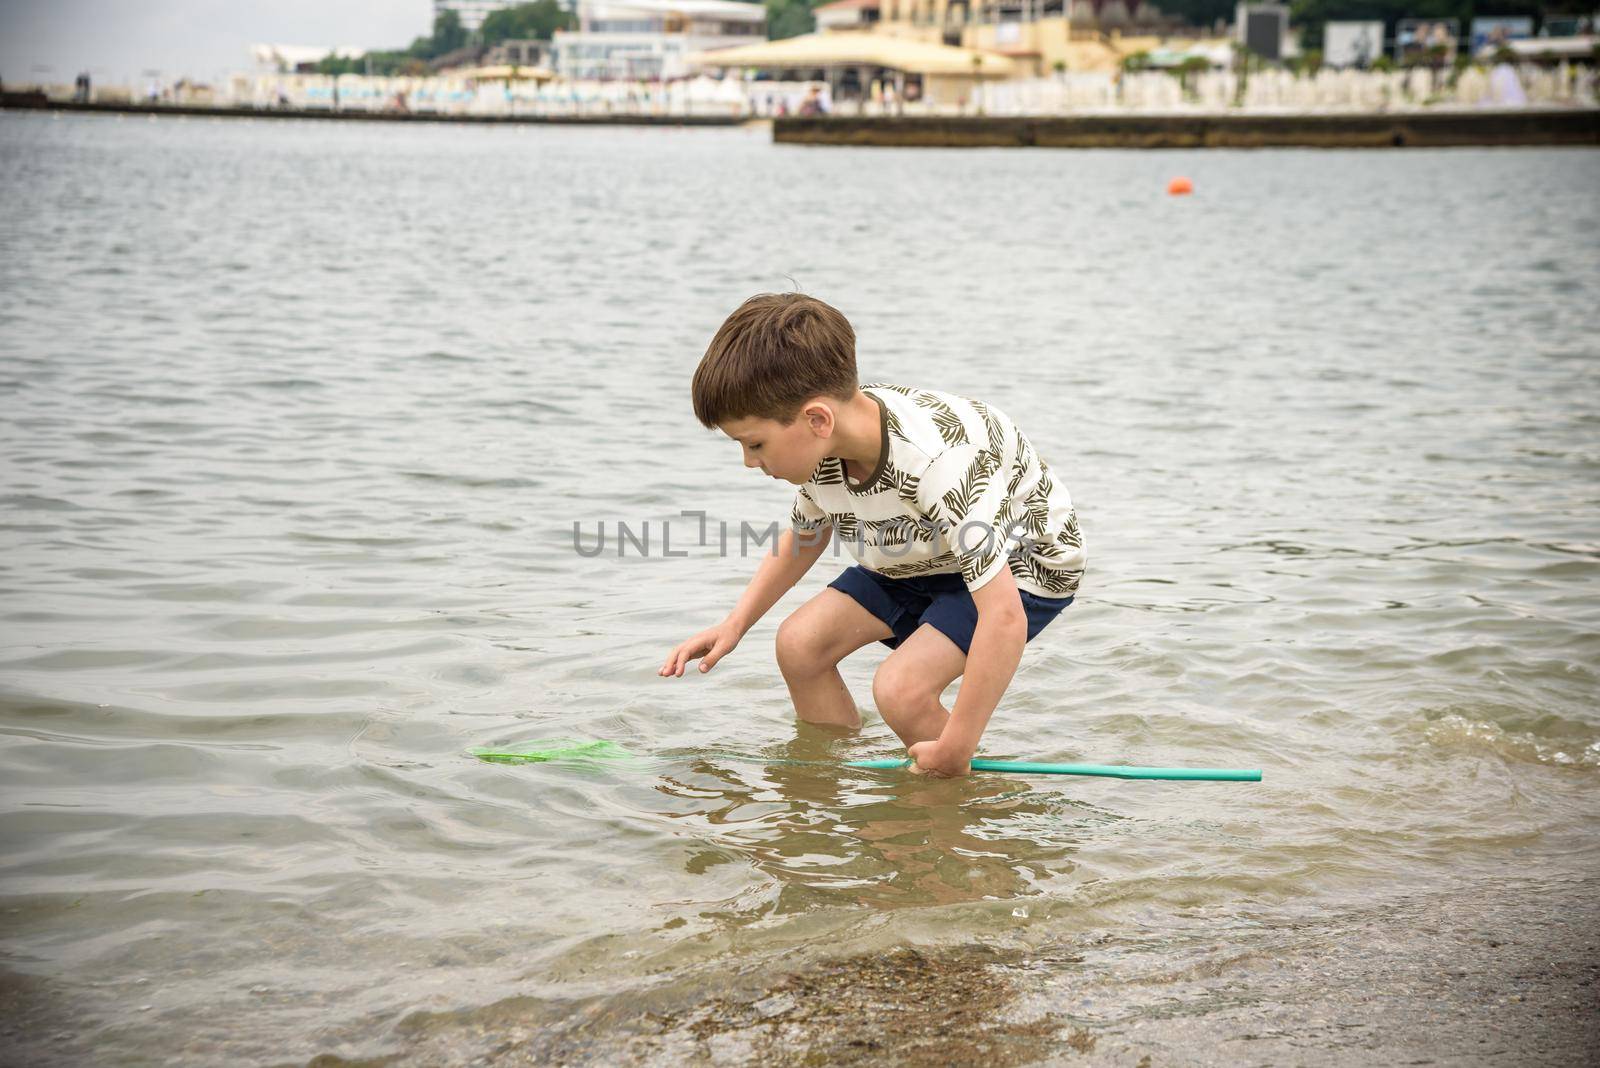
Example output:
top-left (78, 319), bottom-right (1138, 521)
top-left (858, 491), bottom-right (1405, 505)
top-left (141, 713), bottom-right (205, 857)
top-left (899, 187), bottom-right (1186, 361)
top-left (1, 868), bottom-right (1594, 1066)
top-left (1018, 871), bottom-right (1600, 1067)
top-left (468, 871), bottom-right (1600, 1067)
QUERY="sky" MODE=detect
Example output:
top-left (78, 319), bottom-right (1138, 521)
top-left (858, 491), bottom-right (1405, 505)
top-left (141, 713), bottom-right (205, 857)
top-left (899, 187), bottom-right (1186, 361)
top-left (0, 0), bottom-right (435, 87)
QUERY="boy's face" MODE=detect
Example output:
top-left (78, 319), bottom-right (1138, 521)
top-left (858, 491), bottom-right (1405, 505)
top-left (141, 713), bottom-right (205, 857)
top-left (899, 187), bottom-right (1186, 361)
top-left (719, 400), bottom-right (836, 485)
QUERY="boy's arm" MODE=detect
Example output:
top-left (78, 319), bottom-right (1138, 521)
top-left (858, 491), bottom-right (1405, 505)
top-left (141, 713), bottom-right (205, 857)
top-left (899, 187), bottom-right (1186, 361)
top-left (660, 523), bottom-right (832, 677)
top-left (725, 524), bottom-right (832, 636)
top-left (908, 566), bottom-right (1027, 777)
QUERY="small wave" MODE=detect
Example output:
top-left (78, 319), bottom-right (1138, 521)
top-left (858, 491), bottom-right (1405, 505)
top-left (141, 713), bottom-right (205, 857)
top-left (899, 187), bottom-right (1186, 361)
top-left (287, 531), bottom-right (427, 547)
top-left (400, 470), bottom-right (541, 490)
top-left (239, 378), bottom-right (326, 390)
top-left (0, 494), bottom-right (85, 512)
top-left (1420, 712), bottom-right (1600, 769)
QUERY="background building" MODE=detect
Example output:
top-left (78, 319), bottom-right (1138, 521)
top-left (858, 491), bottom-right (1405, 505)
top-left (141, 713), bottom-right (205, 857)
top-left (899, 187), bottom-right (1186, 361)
top-left (485, 38), bottom-right (555, 67)
top-left (1234, 2), bottom-right (1290, 61)
top-left (814, 0), bottom-right (882, 32)
top-left (852, 0), bottom-right (1224, 76)
top-left (554, 0), bottom-right (765, 79)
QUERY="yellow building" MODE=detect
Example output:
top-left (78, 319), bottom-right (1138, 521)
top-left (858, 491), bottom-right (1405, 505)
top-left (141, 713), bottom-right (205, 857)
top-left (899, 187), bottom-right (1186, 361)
top-left (692, 26), bottom-right (1015, 106)
top-left (844, 0), bottom-right (1230, 76)
top-left (691, 0), bottom-right (1231, 106)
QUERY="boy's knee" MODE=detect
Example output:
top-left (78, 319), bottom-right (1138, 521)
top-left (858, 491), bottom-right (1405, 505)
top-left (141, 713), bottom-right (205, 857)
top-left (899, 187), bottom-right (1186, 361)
top-left (775, 614), bottom-right (826, 677)
top-left (871, 660), bottom-right (929, 717)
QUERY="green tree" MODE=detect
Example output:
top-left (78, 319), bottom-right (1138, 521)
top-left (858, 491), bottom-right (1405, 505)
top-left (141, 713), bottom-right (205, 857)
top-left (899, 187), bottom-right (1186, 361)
top-left (766, 0), bottom-right (816, 40)
top-left (317, 9), bottom-right (469, 75)
top-left (1152, 0), bottom-right (1237, 30)
top-left (481, 1), bottom-right (575, 43)
top-left (418, 10), bottom-right (468, 57)
top-left (316, 54), bottom-right (361, 75)
top-left (317, 50), bottom-right (429, 76)
top-left (1174, 52), bottom-right (1213, 91)
top-left (315, 2), bottom-right (598, 78)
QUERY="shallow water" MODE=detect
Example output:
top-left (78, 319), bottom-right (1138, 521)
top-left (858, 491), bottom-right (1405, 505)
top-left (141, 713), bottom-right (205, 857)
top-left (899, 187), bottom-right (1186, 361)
top-left (1, 113), bottom-right (1597, 1065)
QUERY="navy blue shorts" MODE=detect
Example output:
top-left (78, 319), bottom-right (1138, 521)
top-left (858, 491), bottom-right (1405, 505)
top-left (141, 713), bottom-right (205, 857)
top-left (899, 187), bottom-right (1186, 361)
top-left (827, 565), bottom-right (1073, 656)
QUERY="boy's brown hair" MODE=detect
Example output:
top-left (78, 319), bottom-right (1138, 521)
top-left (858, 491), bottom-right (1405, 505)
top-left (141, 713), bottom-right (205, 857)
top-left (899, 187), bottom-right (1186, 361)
top-left (692, 293), bottom-right (857, 428)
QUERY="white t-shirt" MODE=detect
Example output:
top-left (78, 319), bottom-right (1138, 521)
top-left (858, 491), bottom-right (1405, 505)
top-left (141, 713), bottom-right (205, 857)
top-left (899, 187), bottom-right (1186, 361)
top-left (790, 383), bottom-right (1086, 599)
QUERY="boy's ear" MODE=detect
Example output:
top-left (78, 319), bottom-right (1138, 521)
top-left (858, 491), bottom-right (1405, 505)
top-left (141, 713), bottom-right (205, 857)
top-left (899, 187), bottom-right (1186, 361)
top-left (802, 400), bottom-right (836, 437)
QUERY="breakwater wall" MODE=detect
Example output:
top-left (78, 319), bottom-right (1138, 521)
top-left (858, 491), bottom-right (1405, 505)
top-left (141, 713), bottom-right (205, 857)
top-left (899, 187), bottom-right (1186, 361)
top-left (774, 110), bottom-right (1600, 149)
top-left (0, 95), bottom-right (742, 127)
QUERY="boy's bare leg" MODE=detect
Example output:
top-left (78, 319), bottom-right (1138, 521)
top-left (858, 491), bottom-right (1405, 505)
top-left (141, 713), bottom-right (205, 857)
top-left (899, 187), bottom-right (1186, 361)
top-left (775, 588), bottom-right (894, 729)
top-left (871, 624), bottom-right (968, 748)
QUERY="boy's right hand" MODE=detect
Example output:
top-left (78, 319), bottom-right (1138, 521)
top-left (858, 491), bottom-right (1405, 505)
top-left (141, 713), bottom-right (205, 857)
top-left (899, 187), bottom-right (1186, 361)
top-left (659, 620), bottom-right (743, 677)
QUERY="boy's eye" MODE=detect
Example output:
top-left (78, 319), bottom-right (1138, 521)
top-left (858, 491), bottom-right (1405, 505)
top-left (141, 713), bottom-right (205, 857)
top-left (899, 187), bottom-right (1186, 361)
top-left (749, 443), bottom-right (762, 451)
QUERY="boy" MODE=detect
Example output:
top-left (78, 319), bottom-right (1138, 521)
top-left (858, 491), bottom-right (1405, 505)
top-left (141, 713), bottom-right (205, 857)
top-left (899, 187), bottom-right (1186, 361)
top-left (658, 294), bottom-right (1086, 778)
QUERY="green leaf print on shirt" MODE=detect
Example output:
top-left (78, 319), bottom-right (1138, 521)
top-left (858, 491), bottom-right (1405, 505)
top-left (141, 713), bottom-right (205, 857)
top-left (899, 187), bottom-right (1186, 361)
top-left (928, 402), bottom-right (970, 448)
top-left (940, 449), bottom-right (999, 520)
top-left (813, 459), bottom-right (846, 486)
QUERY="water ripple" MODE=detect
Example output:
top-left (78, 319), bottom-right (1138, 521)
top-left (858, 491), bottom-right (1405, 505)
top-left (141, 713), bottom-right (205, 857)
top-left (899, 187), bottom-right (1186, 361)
top-left (1, 114), bottom-right (1597, 1065)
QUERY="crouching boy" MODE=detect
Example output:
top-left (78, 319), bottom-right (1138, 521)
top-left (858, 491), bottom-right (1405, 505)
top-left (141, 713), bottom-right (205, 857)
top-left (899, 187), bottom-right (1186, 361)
top-left (658, 294), bottom-right (1085, 777)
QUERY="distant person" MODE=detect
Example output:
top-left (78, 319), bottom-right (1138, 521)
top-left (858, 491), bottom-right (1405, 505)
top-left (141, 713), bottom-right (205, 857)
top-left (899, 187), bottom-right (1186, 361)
top-left (1488, 60), bottom-right (1527, 105)
top-left (1353, 26), bottom-right (1376, 67)
top-left (660, 294), bottom-right (1086, 778)
top-left (799, 85), bottom-right (823, 116)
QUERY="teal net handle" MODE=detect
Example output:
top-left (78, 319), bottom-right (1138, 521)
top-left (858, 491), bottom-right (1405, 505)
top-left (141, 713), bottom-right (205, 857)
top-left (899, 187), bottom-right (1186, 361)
top-left (846, 758), bottom-right (1262, 781)
top-left (468, 744), bottom-right (1262, 782)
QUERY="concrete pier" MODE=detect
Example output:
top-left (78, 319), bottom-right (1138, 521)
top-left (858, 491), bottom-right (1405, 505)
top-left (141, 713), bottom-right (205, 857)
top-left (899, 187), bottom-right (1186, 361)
top-left (774, 110), bottom-right (1600, 148)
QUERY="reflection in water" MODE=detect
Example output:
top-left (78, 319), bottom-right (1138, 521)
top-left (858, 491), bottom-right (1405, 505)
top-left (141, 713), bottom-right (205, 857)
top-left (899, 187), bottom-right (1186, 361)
top-left (652, 730), bottom-right (1121, 915)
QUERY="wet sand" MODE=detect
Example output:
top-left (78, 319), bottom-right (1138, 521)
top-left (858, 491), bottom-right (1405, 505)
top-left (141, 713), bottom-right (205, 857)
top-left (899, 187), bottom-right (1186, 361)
top-left (324, 872), bottom-right (1599, 1067)
top-left (1017, 872), bottom-right (1600, 1067)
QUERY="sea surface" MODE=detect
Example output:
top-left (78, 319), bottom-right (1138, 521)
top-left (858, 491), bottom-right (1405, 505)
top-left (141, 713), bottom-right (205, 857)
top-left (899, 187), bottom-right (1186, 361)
top-left (1, 113), bottom-right (1597, 1066)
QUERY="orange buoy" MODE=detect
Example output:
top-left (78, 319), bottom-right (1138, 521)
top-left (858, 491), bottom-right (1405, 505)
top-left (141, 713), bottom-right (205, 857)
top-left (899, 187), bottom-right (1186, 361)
top-left (1168, 176), bottom-right (1194, 196)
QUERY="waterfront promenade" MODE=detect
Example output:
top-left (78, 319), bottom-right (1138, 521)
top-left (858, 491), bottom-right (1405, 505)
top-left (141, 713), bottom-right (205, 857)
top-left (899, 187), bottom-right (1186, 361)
top-left (7, 93), bottom-right (1597, 147)
top-left (0, 93), bottom-right (743, 127)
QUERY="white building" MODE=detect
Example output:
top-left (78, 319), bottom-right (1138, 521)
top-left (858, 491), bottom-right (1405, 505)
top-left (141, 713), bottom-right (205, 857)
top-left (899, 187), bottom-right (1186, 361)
top-left (435, 1), bottom-right (517, 32)
top-left (553, 0), bottom-right (765, 80)
top-left (813, 0), bottom-right (880, 33)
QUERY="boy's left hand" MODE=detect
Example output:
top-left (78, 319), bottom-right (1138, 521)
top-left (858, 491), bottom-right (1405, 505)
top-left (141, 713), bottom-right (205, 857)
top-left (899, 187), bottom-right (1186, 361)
top-left (907, 740), bottom-right (971, 778)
